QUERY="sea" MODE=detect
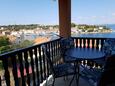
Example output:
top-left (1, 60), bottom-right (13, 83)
top-left (74, 24), bottom-right (115, 38)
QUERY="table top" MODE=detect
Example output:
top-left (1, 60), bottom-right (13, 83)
top-left (65, 47), bottom-right (105, 62)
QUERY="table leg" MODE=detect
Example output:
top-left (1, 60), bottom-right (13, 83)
top-left (75, 61), bottom-right (80, 86)
top-left (68, 63), bottom-right (76, 86)
top-left (69, 73), bottom-right (75, 86)
top-left (68, 61), bottom-right (80, 86)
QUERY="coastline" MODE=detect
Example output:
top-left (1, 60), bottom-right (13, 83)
top-left (80, 31), bottom-right (112, 34)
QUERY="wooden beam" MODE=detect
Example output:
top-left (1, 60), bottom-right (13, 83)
top-left (58, 0), bottom-right (71, 38)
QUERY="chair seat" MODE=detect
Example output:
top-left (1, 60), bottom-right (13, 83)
top-left (80, 68), bottom-right (101, 81)
top-left (54, 63), bottom-right (75, 78)
top-left (64, 56), bottom-right (76, 63)
top-left (80, 65), bottom-right (102, 85)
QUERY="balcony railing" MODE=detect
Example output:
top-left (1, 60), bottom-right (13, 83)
top-left (0, 37), bottom-right (107, 86)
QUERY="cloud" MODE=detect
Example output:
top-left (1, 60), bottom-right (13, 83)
top-left (77, 16), bottom-right (85, 19)
top-left (77, 16), bottom-right (97, 20)
top-left (100, 16), bottom-right (106, 18)
top-left (112, 13), bottom-right (115, 16)
top-left (73, 14), bottom-right (115, 24)
top-left (91, 16), bottom-right (97, 19)
top-left (77, 15), bottom-right (110, 20)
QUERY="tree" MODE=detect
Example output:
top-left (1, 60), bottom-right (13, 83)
top-left (0, 45), bottom-right (11, 54)
top-left (10, 40), bottom-right (33, 50)
top-left (0, 36), bottom-right (10, 47)
top-left (71, 23), bottom-right (76, 27)
top-left (0, 36), bottom-right (11, 54)
top-left (19, 40), bottom-right (33, 48)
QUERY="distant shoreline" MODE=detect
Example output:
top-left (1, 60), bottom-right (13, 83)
top-left (80, 31), bottom-right (112, 34)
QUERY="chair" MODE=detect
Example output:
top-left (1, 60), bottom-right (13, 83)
top-left (79, 64), bottom-right (102, 86)
top-left (80, 54), bottom-right (115, 86)
top-left (103, 38), bottom-right (115, 56)
top-left (77, 38), bottom-right (115, 86)
top-left (41, 45), bottom-right (76, 86)
top-left (81, 38), bottom-right (115, 86)
top-left (92, 38), bottom-right (115, 68)
top-left (97, 54), bottom-right (115, 86)
top-left (59, 37), bottom-right (74, 62)
top-left (79, 39), bottom-right (115, 86)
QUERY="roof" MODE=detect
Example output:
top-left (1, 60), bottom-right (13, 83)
top-left (34, 36), bottom-right (51, 45)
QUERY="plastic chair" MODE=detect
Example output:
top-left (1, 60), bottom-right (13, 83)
top-left (41, 45), bottom-right (76, 86)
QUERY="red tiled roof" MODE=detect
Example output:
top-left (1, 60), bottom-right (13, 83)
top-left (34, 36), bottom-right (50, 45)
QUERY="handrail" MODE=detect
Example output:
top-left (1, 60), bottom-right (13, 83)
top-left (0, 38), bottom-right (61, 59)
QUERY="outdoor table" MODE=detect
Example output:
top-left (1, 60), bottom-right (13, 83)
top-left (65, 47), bottom-right (105, 86)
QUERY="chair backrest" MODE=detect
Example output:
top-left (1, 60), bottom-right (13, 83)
top-left (60, 37), bottom-right (74, 62)
top-left (97, 54), bottom-right (115, 86)
top-left (41, 45), bottom-right (55, 75)
top-left (103, 38), bottom-right (115, 56)
top-left (60, 37), bottom-right (74, 55)
top-left (104, 54), bottom-right (115, 70)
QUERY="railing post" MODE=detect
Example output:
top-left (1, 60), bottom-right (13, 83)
top-left (38, 46), bottom-right (43, 83)
top-left (18, 52), bottom-right (26, 86)
top-left (87, 38), bottom-right (90, 48)
top-left (11, 54), bottom-right (19, 86)
top-left (0, 76), bottom-right (1, 86)
top-left (24, 51), bottom-right (31, 86)
top-left (96, 39), bottom-right (99, 49)
top-left (34, 48), bottom-right (40, 85)
top-left (29, 49), bottom-right (36, 86)
top-left (2, 58), bottom-right (10, 86)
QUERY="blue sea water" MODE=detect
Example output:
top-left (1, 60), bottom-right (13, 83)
top-left (24, 34), bottom-right (39, 40)
top-left (76, 32), bottom-right (115, 38)
top-left (105, 24), bottom-right (115, 30)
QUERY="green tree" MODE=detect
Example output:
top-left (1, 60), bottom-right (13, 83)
top-left (19, 40), bottom-right (33, 48)
top-left (0, 36), bottom-right (11, 54)
top-left (71, 23), bottom-right (76, 27)
top-left (0, 36), bottom-right (10, 47)
top-left (0, 45), bottom-right (11, 54)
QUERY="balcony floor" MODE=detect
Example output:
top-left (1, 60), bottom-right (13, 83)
top-left (54, 75), bottom-right (91, 86)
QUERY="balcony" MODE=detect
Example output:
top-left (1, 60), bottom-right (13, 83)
top-left (0, 37), bottom-right (108, 86)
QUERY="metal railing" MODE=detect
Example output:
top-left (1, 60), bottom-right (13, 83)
top-left (0, 38), bottom-right (61, 86)
top-left (0, 37), bottom-right (109, 86)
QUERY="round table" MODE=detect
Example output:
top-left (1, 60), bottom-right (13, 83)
top-left (65, 47), bottom-right (105, 62)
top-left (65, 47), bottom-right (105, 86)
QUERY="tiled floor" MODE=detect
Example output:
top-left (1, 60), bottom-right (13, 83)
top-left (54, 75), bottom-right (91, 86)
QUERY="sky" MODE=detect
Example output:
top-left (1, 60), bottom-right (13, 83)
top-left (0, 0), bottom-right (115, 25)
